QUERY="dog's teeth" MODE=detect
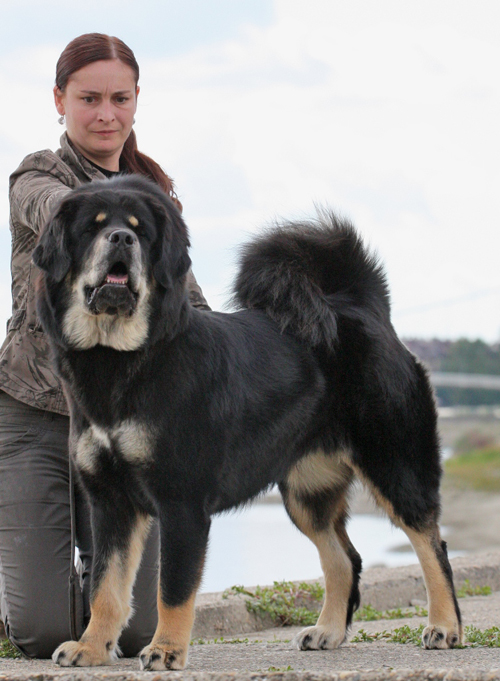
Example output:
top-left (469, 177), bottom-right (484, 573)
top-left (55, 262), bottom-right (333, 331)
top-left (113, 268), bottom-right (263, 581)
top-left (106, 275), bottom-right (128, 285)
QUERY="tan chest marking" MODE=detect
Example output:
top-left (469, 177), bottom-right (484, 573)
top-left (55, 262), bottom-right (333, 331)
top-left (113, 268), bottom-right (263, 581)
top-left (113, 420), bottom-right (156, 464)
top-left (74, 421), bottom-right (155, 472)
top-left (75, 425), bottom-right (111, 473)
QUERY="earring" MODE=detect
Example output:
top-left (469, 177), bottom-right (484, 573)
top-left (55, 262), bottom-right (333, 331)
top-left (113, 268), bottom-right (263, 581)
top-left (58, 115), bottom-right (65, 125)
top-left (133, 117), bottom-right (136, 125)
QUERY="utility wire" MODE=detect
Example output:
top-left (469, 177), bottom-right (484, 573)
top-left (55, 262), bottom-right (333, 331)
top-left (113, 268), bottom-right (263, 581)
top-left (394, 286), bottom-right (500, 319)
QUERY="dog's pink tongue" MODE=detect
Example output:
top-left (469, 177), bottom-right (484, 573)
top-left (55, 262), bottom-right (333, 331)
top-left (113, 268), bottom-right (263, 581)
top-left (106, 274), bottom-right (128, 285)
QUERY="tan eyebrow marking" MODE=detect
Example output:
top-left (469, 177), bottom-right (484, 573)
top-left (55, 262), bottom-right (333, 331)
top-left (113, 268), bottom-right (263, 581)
top-left (128, 216), bottom-right (139, 227)
top-left (95, 212), bottom-right (107, 223)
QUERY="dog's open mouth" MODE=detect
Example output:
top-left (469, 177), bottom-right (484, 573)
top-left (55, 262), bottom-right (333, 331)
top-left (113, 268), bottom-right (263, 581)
top-left (104, 261), bottom-right (130, 286)
top-left (85, 262), bottom-right (138, 316)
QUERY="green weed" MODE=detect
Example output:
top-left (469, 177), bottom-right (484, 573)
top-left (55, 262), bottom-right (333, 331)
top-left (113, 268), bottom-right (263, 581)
top-left (0, 639), bottom-right (21, 659)
top-left (351, 625), bottom-right (424, 645)
top-left (213, 637), bottom-right (250, 644)
top-left (354, 604), bottom-right (428, 621)
top-left (389, 624), bottom-right (426, 645)
top-left (445, 446), bottom-right (500, 491)
top-left (465, 625), bottom-right (500, 647)
top-left (224, 580), bottom-right (324, 627)
top-left (351, 625), bottom-right (500, 648)
top-left (191, 637), bottom-right (259, 645)
top-left (456, 579), bottom-right (492, 598)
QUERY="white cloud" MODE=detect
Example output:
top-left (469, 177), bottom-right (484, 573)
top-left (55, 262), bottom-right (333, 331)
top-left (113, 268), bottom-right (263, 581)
top-left (1, 1), bottom-right (499, 341)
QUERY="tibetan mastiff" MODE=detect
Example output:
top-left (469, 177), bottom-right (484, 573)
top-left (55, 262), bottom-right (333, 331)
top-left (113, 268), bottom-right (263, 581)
top-left (33, 175), bottom-right (462, 670)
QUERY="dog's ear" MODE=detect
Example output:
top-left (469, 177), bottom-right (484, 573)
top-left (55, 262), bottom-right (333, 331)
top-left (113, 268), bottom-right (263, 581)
top-left (32, 195), bottom-right (77, 282)
top-left (146, 194), bottom-right (192, 289)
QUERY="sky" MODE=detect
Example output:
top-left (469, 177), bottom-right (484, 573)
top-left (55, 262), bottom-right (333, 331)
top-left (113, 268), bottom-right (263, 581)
top-left (1, 0), bottom-right (499, 342)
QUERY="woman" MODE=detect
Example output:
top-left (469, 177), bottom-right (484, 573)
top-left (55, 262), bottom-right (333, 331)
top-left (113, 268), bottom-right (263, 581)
top-left (0, 33), bottom-right (209, 659)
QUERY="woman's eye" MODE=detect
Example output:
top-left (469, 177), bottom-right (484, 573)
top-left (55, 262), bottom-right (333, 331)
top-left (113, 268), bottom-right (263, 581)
top-left (82, 96), bottom-right (95, 104)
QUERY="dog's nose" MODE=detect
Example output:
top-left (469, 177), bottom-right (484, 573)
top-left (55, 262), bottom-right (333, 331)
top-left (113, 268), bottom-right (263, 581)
top-left (107, 229), bottom-right (137, 247)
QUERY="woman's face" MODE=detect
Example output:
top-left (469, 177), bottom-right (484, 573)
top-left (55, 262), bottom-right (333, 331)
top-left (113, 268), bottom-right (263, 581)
top-left (54, 59), bottom-right (139, 171)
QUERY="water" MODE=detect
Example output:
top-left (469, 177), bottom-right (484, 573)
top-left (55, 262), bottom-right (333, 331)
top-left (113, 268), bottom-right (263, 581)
top-left (200, 501), bottom-right (421, 593)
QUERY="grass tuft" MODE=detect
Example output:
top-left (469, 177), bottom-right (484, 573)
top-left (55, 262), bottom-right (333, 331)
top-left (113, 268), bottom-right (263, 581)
top-left (456, 579), bottom-right (492, 598)
top-left (0, 639), bottom-right (21, 659)
top-left (354, 604), bottom-right (428, 621)
top-left (465, 625), bottom-right (500, 647)
top-left (445, 446), bottom-right (500, 491)
top-left (224, 580), bottom-right (324, 627)
top-left (352, 624), bottom-right (500, 648)
top-left (351, 625), bottom-right (425, 645)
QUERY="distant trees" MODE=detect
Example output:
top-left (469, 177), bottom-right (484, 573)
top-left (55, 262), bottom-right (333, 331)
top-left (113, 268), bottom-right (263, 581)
top-left (404, 338), bottom-right (500, 406)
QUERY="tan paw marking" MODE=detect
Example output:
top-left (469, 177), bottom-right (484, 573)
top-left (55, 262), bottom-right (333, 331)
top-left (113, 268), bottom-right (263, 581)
top-left (139, 642), bottom-right (187, 670)
top-left (422, 624), bottom-right (462, 649)
top-left (52, 640), bottom-right (115, 667)
top-left (294, 625), bottom-right (345, 650)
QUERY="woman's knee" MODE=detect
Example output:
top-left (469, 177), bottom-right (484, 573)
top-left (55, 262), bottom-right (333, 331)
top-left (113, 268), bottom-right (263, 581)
top-left (2, 602), bottom-right (73, 659)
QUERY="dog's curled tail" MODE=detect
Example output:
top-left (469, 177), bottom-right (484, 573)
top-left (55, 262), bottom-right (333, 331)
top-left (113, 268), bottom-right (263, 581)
top-left (232, 211), bottom-right (391, 351)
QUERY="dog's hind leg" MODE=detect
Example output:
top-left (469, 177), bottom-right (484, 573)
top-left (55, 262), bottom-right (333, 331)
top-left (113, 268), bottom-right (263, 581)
top-left (139, 501), bottom-right (210, 671)
top-left (406, 523), bottom-right (462, 648)
top-left (355, 466), bottom-right (463, 649)
top-left (347, 357), bottom-right (462, 650)
top-left (280, 451), bottom-right (362, 651)
top-left (53, 509), bottom-right (152, 666)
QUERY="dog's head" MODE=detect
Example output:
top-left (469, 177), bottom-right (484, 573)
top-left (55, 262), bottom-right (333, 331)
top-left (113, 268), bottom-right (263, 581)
top-left (33, 175), bottom-right (192, 350)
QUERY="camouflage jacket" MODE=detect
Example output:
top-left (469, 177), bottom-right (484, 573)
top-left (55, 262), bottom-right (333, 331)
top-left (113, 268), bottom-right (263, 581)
top-left (0, 133), bottom-right (209, 415)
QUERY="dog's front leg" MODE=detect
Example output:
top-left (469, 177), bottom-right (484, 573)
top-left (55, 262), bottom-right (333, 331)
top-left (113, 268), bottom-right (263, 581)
top-left (53, 504), bottom-right (152, 667)
top-left (139, 501), bottom-right (210, 671)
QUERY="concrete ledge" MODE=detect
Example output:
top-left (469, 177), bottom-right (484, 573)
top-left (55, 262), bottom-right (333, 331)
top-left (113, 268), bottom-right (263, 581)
top-left (193, 592), bottom-right (275, 638)
top-left (359, 550), bottom-right (500, 612)
top-left (192, 550), bottom-right (500, 638)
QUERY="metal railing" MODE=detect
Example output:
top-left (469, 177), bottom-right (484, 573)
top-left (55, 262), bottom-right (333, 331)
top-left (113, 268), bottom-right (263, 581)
top-left (431, 372), bottom-right (500, 390)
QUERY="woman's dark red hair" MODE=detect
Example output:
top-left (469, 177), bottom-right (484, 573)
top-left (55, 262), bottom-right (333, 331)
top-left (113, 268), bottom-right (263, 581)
top-left (56, 33), bottom-right (181, 208)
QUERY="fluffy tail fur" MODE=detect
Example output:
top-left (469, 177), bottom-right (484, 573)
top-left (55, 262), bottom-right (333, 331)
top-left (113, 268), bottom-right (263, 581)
top-left (232, 212), bottom-right (391, 351)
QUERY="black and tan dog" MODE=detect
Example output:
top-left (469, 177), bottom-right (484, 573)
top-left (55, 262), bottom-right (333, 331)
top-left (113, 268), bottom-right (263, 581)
top-left (33, 175), bottom-right (462, 670)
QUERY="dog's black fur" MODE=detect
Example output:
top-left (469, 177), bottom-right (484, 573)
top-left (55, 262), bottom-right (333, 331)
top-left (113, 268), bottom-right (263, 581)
top-left (33, 175), bottom-right (462, 670)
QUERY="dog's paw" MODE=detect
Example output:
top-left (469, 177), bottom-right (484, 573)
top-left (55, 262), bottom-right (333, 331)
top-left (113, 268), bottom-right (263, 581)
top-left (422, 624), bottom-right (462, 649)
top-left (139, 642), bottom-right (187, 670)
top-left (294, 625), bottom-right (345, 650)
top-left (52, 640), bottom-right (115, 667)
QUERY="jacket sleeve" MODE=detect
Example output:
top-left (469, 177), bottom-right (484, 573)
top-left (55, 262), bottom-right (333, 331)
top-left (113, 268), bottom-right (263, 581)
top-left (186, 269), bottom-right (211, 310)
top-left (9, 170), bottom-right (72, 236)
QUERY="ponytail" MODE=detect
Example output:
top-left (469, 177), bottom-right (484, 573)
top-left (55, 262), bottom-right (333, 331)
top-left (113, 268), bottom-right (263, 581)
top-left (121, 130), bottom-right (182, 211)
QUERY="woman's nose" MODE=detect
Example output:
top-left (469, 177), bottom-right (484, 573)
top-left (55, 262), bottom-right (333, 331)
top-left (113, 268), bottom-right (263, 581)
top-left (97, 101), bottom-right (115, 122)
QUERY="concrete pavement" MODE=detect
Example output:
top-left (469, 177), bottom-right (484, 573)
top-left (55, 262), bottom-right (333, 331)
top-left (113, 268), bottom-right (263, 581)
top-left (1, 551), bottom-right (500, 680)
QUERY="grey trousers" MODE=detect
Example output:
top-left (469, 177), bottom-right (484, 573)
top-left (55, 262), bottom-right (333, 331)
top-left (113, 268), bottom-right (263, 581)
top-left (0, 391), bottom-right (159, 658)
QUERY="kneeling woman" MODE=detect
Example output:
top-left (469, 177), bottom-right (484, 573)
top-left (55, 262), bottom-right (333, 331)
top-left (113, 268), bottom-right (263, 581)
top-left (0, 33), bottom-right (209, 658)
